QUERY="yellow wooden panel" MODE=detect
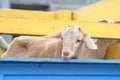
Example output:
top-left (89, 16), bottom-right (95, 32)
top-left (0, 17), bottom-right (120, 39)
top-left (0, 9), bottom-right (56, 19)
top-left (56, 10), bottom-right (72, 20)
top-left (73, 0), bottom-right (120, 22)
top-left (105, 42), bottom-right (120, 59)
top-left (0, 9), bottom-right (72, 20)
top-left (0, 49), bottom-right (3, 56)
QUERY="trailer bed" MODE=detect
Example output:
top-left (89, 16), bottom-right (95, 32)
top-left (0, 58), bottom-right (120, 80)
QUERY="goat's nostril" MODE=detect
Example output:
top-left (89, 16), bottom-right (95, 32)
top-left (63, 52), bottom-right (69, 56)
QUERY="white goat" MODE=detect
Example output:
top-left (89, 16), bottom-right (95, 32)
top-left (1, 25), bottom-right (97, 59)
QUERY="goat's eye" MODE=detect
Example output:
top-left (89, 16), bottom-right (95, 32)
top-left (77, 40), bottom-right (81, 42)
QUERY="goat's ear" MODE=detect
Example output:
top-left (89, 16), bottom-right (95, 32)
top-left (44, 31), bottom-right (61, 38)
top-left (83, 32), bottom-right (98, 49)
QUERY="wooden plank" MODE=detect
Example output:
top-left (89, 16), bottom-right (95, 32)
top-left (0, 9), bottom-right (72, 20)
top-left (0, 17), bottom-right (120, 39)
top-left (0, 9), bottom-right (56, 19)
top-left (56, 10), bottom-right (72, 20)
top-left (73, 0), bottom-right (120, 22)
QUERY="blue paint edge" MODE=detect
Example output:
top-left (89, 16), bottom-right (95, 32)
top-left (0, 58), bottom-right (120, 64)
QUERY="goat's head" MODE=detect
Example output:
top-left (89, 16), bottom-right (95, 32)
top-left (61, 24), bottom-right (98, 59)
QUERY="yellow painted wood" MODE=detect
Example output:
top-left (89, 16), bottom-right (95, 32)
top-left (0, 9), bottom-right (56, 19)
top-left (0, 9), bottom-right (72, 20)
top-left (73, 0), bottom-right (120, 22)
top-left (105, 42), bottom-right (120, 59)
top-left (0, 17), bottom-right (120, 39)
top-left (56, 10), bottom-right (72, 20)
top-left (0, 49), bottom-right (3, 56)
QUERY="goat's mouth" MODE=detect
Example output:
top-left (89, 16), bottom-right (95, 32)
top-left (63, 56), bottom-right (69, 59)
top-left (71, 56), bottom-right (77, 59)
top-left (62, 55), bottom-right (77, 59)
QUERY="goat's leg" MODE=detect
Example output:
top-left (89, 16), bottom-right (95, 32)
top-left (1, 37), bottom-right (29, 57)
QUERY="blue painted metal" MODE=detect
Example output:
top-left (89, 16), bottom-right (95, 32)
top-left (0, 58), bottom-right (120, 80)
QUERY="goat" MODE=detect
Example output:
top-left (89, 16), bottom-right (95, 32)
top-left (1, 25), bottom-right (97, 59)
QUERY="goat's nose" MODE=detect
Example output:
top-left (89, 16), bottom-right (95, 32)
top-left (63, 52), bottom-right (70, 56)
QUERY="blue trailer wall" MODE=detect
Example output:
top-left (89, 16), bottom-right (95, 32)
top-left (0, 58), bottom-right (120, 80)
